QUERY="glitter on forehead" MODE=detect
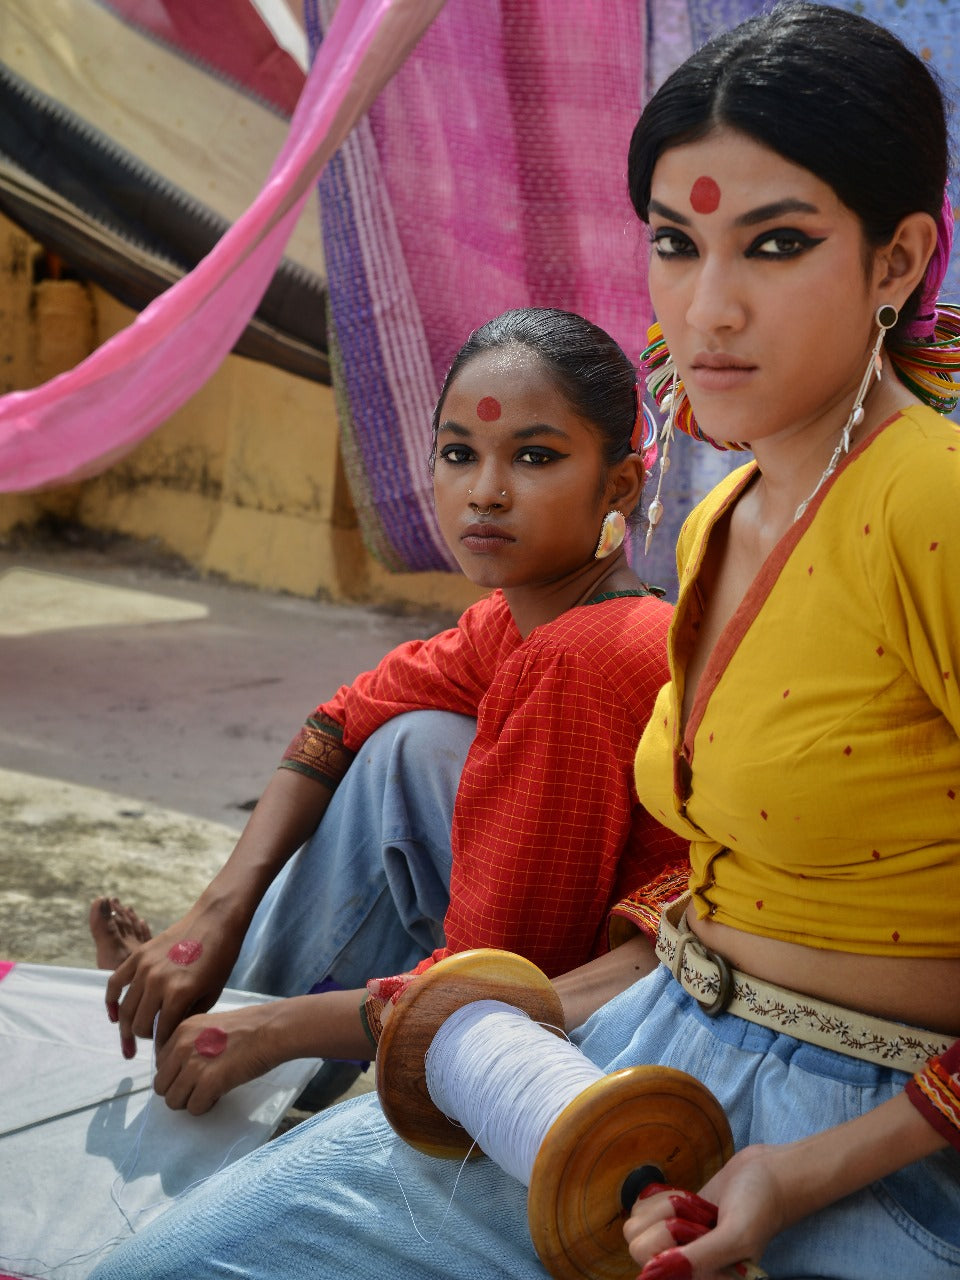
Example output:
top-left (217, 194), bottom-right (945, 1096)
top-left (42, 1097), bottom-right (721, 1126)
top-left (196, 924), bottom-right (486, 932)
top-left (476, 396), bottom-right (502, 421)
top-left (690, 176), bottom-right (721, 214)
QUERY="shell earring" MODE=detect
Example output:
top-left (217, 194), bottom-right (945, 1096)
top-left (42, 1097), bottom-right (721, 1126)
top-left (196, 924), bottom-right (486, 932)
top-left (594, 509), bottom-right (626, 560)
top-left (794, 303), bottom-right (899, 522)
top-left (840, 303), bottom-right (899, 452)
top-left (644, 366), bottom-right (678, 554)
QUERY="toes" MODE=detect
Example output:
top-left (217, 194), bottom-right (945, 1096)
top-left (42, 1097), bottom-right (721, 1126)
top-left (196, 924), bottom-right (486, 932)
top-left (89, 896), bottom-right (141, 970)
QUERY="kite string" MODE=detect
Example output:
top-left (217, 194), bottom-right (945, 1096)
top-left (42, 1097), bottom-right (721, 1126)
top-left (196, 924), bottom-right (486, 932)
top-left (0, 1015), bottom-right (255, 1278)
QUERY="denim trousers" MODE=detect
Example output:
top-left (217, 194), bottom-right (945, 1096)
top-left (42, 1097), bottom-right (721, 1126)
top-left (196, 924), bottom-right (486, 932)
top-left (228, 709), bottom-right (476, 996)
top-left (88, 965), bottom-right (960, 1280)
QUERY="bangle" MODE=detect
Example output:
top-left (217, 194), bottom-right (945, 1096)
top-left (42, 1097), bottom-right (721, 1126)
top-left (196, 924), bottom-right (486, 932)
top-left (359, 994), bottom-right (385, 1051)
top-left (906, 1040), bottom-right (960, 1151)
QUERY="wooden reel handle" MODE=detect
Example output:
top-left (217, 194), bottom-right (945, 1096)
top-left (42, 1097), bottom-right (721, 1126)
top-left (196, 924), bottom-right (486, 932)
top-left (528, 1062), bottom-right (733, 1279)
top-left (376, 948), bottom-right (564, 1159)
top-left (377, 948), bottom-right (760, 1279)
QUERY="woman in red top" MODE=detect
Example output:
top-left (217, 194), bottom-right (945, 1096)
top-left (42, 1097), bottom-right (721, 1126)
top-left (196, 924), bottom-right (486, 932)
top-left (93, 306), bottom-right (686, 1112)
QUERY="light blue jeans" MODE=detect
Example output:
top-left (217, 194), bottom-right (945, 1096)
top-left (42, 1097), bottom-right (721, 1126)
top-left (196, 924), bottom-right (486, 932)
top-left (228, 710), bottom-right (476, 996)
top-left (88, 967), bottom-right (960, 1280)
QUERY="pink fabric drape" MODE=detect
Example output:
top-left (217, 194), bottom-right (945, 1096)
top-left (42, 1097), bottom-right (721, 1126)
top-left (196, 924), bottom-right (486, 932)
top-left (0, 0), bottom-right (445, 494)
top-left (102, 0), bottom-right (306, 114)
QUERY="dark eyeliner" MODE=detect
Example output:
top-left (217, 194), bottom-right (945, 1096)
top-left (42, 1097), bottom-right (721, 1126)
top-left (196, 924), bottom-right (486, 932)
top-left (746, 228), bottom-right (826, 257)
top-left (650, 227), bottom-right (695, 258)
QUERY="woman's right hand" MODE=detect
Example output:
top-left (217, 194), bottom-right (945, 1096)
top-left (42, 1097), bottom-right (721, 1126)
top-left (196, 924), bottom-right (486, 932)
top-left (104, 900), bottom-right (248, 1057)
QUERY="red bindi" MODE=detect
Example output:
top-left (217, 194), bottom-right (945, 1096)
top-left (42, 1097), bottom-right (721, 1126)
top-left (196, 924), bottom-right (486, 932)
top-left (689, 175), bottom-right (721, 214)
top-left (194, 1026), bottom-right (229, 1058)
top-left (476, 396), bottom-right (501, 421)
top-left (167, 938), bottom-right (203, 966)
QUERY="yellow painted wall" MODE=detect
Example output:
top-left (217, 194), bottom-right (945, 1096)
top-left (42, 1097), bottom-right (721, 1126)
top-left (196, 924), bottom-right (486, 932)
top-left (0, 215), bottom-right (480, 615)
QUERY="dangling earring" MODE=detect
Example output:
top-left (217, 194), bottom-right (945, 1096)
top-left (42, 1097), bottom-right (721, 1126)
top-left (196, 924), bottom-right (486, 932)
top-left (640, 322), bottom-right (749, 453)
top-left (840, 303), bottom-right (899, 452)
top-left (643, 367), bottom-right (678, 555)
top-left (794, 303), bottom-right (899, 522)
top-left (594, 509), bottom-right (626, 560)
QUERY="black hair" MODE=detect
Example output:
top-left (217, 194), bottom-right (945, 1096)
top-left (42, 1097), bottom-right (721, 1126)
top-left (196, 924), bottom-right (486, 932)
top-left (430, 307), bottom-right (638, 470)
top-left (627, 1), bottom-right (950, 346)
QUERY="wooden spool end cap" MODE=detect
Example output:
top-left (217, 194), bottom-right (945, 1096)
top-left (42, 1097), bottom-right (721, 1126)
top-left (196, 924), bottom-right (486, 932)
top-left (528, 1064), bottom-right (734, 1280)
top-left (376, 948), bottom-right (564, 1160)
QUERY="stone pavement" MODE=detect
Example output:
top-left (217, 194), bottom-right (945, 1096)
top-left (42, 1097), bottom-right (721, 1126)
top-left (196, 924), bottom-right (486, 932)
top-left (0, 533), bottom-right (457, 1101)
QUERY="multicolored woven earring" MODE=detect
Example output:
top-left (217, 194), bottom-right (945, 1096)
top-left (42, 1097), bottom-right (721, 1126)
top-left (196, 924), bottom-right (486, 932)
top-left (640, 322), bottom-right (749, 554)
top-left (631, 382), bottom-right (660, 478)
top-left (890, 304), bottom-right (960, 413)
top-left (640, 322), bottom-right (750, 454)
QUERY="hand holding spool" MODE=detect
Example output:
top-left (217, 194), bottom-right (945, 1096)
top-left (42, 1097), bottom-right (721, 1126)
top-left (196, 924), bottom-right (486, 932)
top-left (375, 949), bottom-right (768, 1280)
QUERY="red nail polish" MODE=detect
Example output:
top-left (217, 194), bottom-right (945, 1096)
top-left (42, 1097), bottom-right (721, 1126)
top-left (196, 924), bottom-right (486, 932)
top-left (636, 1181), bottom-right (672, 1201)
top-left (639, 1248), bottom-right (694, 1280)
top-left (668, 1190), bottom-right (718, 1227)
top-left (667, 1217), bottom-right (709, 1245)
top-left (106, 1000), bottom-right (119, 1023)
top-left (122, 1036), bottom-right (136, 1059)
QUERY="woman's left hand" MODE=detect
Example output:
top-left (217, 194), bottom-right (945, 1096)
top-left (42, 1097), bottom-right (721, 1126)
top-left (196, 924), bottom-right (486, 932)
top-left (153, 1003), bottom-right (285, 1114)
top-left (623, 1145), bottom-right (786, 1278)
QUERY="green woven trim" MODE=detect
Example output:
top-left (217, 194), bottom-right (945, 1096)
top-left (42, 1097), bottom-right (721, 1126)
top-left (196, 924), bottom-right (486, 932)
top-left (586, 585), bottom-right (665, 604)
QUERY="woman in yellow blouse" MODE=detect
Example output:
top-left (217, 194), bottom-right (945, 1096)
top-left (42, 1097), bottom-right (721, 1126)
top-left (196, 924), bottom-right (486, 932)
top-left (86, 5), bottom-right (960, 1279)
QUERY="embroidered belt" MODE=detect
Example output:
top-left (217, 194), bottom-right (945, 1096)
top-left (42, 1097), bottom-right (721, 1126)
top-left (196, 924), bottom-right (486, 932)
top-left (655, 895), bottom-right (951, 1073)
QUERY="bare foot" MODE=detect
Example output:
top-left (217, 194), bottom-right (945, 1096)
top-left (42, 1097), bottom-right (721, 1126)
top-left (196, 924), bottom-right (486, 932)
top-left (89, 896), bottom-right (152, 970)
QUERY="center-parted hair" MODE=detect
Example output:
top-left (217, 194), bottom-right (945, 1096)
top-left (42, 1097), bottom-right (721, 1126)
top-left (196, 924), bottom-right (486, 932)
top-left (431, 307), bottom-right (638, 469)
top-left (627, 1), bottom-right (950, 345)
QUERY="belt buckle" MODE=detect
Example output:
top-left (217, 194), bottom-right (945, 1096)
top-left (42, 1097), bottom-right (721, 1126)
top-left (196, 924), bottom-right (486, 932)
top-left (675, 932), bottom-right (734, 1016)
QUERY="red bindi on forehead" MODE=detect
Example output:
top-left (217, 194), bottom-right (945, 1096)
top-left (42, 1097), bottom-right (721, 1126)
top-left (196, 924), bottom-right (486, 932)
top-left (689, 175), bottom-right (721, 214)
top-left (476, 396), bottom-right (502, 421)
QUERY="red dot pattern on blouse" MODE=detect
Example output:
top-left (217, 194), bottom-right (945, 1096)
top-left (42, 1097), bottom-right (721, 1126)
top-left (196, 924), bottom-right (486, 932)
top-left (682, 416), bottom-right (959, 961)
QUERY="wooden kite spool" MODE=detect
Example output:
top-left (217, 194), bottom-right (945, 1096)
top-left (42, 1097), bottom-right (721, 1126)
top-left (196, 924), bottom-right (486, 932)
top-left (376, 948), bottom-right (735, 1280)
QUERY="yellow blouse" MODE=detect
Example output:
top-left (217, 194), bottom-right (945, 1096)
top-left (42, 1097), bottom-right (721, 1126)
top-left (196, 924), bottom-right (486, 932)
top-left (635, 405), bottom-right (960, 956)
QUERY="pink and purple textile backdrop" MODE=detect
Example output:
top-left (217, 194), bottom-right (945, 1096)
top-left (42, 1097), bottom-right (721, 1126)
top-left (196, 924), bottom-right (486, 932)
top-left (0, 0), bottom-right (955, 598)
top-left (312, 0), bottom-right (959, 593)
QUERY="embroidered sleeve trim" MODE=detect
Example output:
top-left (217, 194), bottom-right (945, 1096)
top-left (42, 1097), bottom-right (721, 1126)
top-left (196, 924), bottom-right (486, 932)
top-left (906, 1050), bottom-right (960, 1152)
top-left (278, 714), bottom-right (355, 789)
top-left (607, 863), bottom-right (691, 948)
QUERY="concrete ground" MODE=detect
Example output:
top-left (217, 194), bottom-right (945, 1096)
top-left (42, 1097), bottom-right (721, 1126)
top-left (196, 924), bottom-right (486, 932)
top-left (0, 529), bottom-right (456, 1103)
